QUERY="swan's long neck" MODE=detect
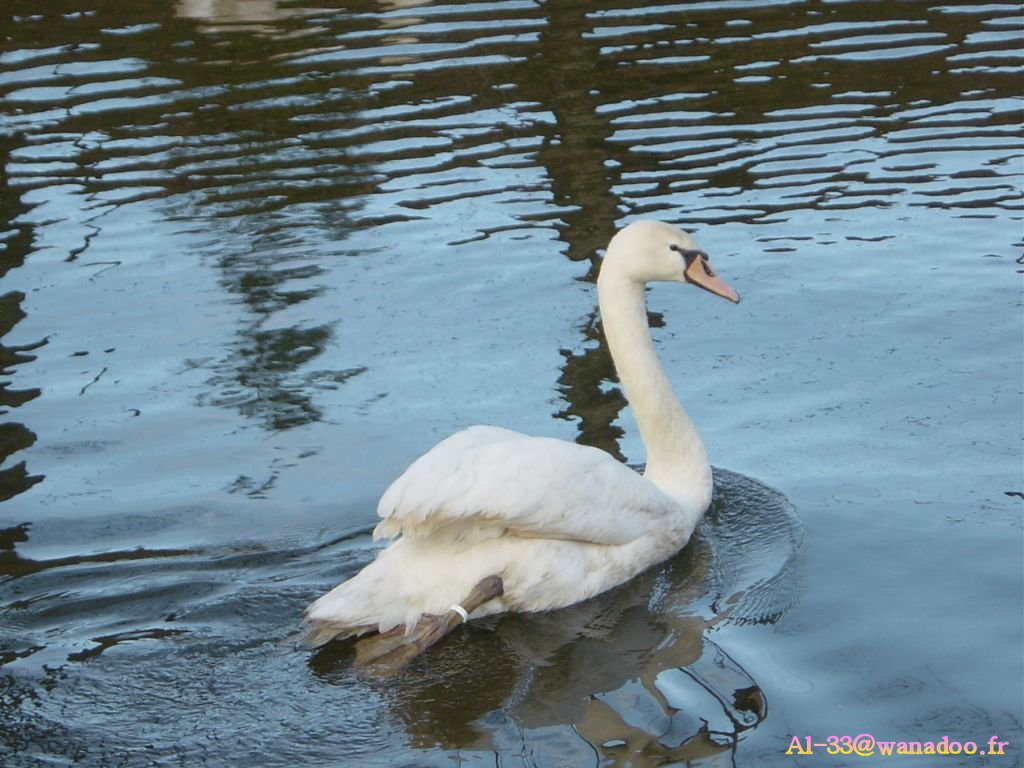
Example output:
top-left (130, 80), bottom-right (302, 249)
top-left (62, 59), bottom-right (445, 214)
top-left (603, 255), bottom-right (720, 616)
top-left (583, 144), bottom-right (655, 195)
top-left (597, 272), bottom-right (712, 513)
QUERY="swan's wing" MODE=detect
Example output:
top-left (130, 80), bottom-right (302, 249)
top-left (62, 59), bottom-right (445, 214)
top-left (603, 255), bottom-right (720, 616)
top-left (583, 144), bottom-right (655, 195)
top-left (373, 425), bottom-right (675, 546)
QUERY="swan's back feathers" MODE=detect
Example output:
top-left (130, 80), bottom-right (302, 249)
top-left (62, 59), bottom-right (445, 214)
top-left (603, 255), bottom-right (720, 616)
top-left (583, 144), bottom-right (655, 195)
top-left (374, 425), bottom-right (680, 546)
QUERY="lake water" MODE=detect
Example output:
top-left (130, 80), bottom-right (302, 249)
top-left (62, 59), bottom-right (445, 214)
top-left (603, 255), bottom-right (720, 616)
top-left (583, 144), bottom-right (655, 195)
top-left (1, 1), bottom-right (1021, 766)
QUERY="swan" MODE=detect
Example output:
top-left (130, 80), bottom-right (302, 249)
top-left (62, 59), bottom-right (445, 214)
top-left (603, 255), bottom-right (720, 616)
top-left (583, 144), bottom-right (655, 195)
top-left (304, 220), bottom-right (740, 667)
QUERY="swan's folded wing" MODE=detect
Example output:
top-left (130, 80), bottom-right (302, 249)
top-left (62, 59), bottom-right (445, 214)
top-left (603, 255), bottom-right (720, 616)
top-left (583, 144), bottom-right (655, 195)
top-left (373, 425), bottom-right (675, 546)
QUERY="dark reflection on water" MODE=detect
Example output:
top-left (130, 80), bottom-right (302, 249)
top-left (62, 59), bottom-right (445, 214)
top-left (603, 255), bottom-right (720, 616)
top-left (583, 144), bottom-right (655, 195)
top-left (0, 134), bottom-right (44, 501)
top-left (1, 0), bottom-right (1021, 765)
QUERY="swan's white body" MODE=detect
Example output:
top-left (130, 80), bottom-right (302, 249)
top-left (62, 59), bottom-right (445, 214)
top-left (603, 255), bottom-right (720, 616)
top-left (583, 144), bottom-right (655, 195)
top-left (304, 220), bottom-right (739, 646)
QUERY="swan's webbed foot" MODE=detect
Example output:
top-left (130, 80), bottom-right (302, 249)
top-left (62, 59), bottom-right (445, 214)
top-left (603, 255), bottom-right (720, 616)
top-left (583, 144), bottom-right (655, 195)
top-left (355, 575), bottom-right (504, 675)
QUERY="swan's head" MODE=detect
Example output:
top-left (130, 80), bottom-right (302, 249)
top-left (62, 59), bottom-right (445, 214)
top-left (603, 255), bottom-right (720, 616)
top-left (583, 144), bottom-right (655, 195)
top-left (602, 220), bottom-right (740, 303)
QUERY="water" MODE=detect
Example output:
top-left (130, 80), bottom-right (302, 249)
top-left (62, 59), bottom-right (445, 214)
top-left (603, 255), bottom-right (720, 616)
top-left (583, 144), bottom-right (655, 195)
top-left (1, 0), bottom-right (1021, 765)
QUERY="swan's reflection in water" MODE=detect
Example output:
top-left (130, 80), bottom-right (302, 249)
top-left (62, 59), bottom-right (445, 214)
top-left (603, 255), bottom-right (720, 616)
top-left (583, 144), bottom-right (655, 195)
top-left (311, 469), bottom-right (801, 767)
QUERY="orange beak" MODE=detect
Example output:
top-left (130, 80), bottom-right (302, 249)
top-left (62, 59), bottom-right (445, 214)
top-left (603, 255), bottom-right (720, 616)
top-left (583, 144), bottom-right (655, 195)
top-left (684, 252), bottom-right (741, 304)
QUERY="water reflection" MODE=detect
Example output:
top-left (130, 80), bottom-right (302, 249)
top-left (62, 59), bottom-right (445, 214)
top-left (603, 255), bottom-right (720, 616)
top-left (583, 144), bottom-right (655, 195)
top-left (0, 522), bottom-right (188, 581)
top-left (0, 135), bottom-right (43, 500)
top-left (555, 313), bottom-right (629, 461)
top-left (203, 241), bottom-right (353, 431)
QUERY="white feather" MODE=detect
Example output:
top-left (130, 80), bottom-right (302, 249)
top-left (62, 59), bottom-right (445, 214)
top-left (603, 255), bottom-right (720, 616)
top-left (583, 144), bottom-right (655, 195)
top-left (373, 425), bottom-right (677, 546)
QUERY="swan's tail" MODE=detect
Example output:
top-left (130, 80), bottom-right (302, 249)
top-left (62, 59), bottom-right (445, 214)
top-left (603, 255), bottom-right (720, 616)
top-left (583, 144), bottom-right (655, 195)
top-left (302, 546), bottom-right (412, 647)
top-left (302, 572), bottom-right (392, 647)
top-left (302, 616), bottom-right (372, 648)
top-left (302, 538), bottom-right (504, 648)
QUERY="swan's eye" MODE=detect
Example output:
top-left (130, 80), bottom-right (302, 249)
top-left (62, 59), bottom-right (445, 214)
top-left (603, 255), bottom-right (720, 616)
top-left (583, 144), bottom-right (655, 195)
top-left (669, 244), bottom-right (708, 266)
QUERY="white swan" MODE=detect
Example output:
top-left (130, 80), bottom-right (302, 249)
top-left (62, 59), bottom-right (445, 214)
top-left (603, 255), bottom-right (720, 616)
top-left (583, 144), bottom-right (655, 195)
top-left (304, 220), bottom-right (740, 665)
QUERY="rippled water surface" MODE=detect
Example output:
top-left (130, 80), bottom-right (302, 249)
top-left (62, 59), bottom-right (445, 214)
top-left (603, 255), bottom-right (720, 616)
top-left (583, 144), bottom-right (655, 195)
top-left (2, 1), bottom-right (1022, 766)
